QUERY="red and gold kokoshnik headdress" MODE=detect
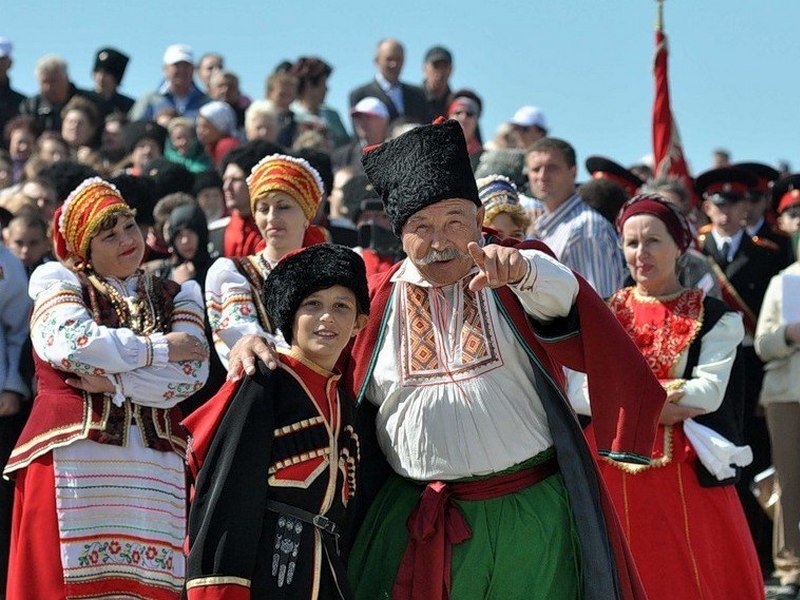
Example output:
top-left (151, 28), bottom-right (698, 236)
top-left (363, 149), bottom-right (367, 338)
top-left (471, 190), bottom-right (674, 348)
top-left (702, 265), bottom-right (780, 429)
top-left (53, 177), bottom-right (135, 263)
top-left (246, 154), bottom-right (324, 220)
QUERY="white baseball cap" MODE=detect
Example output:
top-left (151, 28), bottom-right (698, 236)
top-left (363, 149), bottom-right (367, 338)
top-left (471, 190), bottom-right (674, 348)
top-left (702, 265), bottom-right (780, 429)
top-left (0, 37), bottom-right (12, 59)
top-left (509, 105), bottom-right (548, 131)
top-left (163, 44), bottom-right (194, 65)
top-left (351, 96), bottom-right (390, 120)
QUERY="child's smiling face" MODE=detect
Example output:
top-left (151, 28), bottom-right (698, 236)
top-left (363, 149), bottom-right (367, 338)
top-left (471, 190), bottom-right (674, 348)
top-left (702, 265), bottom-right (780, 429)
top-left (291, 285), bottom-right (367, 371)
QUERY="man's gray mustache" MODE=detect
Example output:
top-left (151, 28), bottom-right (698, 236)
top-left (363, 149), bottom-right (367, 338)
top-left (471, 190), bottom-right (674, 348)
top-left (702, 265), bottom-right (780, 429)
top-left (415, 248), bottom-right (466, 265)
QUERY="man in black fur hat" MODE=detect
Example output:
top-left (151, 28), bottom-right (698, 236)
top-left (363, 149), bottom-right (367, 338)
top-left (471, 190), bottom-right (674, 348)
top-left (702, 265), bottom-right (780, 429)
top-left (228, 118), bottom-right (664, 600)
top-left (87, 47), bottom-right (135, 116)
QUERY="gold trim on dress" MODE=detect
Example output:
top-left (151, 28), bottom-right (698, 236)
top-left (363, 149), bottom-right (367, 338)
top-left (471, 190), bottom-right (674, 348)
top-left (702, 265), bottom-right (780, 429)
top-left (604, 425), bottom-right (673, 474)
top-left (631, 286), bottom-right (687, 303)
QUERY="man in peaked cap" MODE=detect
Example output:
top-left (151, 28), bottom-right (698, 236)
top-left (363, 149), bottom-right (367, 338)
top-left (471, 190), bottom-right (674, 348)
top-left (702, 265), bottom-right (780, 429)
top-left (585, 155), bottom-right (644, 200)
top-left (421, 45), bottom-right (453, 121)
top-left (737, 161), bottom-right (794, 269)
top-left (773, 173), bottom-right (800, 244)
top-left (88, 47), bottom-right (135, 116)
top-left (231, 118), bottom-right (664, 600)
top-left (697, 165), bottom-right (783, 573)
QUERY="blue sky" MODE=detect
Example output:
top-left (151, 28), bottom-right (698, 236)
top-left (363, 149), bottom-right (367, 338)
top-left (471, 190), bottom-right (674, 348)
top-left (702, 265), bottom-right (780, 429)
top-left (3, 1), bottom-right (799, 178)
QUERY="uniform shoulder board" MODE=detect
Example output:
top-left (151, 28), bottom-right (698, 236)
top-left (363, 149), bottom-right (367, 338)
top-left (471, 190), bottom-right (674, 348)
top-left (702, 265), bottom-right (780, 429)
top-left (752, 235), bottom-right (780, 252)
top-left (698, 223), bottom-right (713, 235)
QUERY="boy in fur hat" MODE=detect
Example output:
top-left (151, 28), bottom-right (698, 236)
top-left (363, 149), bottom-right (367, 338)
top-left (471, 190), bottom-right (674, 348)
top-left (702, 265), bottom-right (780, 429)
top-left (185, 243), bottom-right (368, 600)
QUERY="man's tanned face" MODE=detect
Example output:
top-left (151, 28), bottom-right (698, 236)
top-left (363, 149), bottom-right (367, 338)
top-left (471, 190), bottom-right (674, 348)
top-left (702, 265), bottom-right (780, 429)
top-left (401, 198), bottom-right (484, 286)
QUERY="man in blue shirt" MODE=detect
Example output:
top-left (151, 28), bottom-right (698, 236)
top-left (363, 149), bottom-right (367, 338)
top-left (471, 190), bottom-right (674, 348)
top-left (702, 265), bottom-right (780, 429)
top-left (527, 137), bottom-right (625, 298)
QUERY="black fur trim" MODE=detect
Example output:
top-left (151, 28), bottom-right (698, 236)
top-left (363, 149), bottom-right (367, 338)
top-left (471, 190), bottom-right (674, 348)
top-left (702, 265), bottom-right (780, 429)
top-left (362, 119), bottom-right (480, 234)
top-left (262, 244), bottom-right (369, 343)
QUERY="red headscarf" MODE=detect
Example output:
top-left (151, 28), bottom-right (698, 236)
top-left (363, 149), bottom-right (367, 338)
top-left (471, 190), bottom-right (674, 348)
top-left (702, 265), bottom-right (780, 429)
top-left (616, 193), bottom-right (693, 253)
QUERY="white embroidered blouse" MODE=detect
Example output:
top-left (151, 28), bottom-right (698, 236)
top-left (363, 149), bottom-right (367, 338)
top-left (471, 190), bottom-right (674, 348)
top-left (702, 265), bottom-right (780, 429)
top-left (366, 249), bottom-right (579, 481)
top-left (205, 252), bottom-right (285, 370)
top-left (29, 261), bottom-right (209, 407)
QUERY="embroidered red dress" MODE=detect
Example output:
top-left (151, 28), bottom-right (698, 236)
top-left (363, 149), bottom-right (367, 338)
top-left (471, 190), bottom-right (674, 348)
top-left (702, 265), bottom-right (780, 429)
top-left (597, 287), bottom-right (764, 600)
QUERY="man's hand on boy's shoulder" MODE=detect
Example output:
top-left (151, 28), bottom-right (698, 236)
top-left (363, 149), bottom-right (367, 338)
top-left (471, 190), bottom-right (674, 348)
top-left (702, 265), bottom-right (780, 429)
top-left (228, 334), bottom-right (278, 380)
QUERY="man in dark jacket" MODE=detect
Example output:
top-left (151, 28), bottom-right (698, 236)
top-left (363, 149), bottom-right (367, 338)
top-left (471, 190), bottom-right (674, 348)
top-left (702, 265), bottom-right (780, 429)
top-left (19, 54), bottom-right (95, 132)
top-left (86, 47), bottom-right (135, 117)
top-left (421, 45), bottom-right (453, 121)
top-left (348, 39), bottom-right (428, 124)
top-left (0, 38), bottom-right (25, 141)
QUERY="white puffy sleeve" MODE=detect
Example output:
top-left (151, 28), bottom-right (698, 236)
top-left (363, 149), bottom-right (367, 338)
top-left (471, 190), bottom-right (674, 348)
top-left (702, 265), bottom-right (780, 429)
top-left (30, 262), bottom-right (170, 375)
top-left (508, 249), bottom-right (579, 321)
top-left (113, 280), bottom-right (209, 408)
top-left (678, 311), bottom-right (744, 412)
top-left (205, 257), bottom-right (268, 370)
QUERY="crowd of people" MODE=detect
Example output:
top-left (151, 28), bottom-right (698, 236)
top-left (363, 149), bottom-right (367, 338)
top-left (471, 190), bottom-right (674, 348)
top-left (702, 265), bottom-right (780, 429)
top-left (0, 32), bottom-right (799, 600)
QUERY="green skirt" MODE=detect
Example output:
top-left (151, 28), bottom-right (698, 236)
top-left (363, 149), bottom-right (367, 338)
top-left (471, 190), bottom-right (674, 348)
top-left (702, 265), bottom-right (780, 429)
top-left (349, 451), bottom-right (583, 600)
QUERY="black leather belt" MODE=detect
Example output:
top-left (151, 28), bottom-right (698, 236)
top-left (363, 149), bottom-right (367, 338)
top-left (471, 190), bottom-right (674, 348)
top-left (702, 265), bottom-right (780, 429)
top-left (265, 500), bottom-right (340, 538)
top-left (266, 499), bottom-right (351, 599)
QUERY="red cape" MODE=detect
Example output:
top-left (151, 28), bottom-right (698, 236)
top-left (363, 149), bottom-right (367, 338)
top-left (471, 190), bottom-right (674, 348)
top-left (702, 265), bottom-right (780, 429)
top-left (342, 235), bottom-right (664, 600)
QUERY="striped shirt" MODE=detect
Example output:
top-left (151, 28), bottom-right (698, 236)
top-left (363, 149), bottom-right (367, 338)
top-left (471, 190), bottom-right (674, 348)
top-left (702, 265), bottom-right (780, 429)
top-left (535, 194), bottom-right (625, 298)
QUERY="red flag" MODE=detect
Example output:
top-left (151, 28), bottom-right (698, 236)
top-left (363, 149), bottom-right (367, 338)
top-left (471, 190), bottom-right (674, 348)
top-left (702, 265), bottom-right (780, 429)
top-left (652, 5), bottom-right (695, 204)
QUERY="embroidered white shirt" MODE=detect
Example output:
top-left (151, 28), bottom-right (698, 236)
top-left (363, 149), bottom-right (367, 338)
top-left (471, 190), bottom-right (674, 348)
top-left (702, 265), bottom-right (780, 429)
top-left (205, 252), bottom-right (285, 370)
top-left (366, 249), bottom-right (578, 480)
top-left (30, 261), bottom-right (208, 407)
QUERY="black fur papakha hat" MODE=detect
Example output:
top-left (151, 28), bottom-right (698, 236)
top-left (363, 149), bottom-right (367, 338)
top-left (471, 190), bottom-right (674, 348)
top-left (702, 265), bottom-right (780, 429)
top-left (262, 244), bottom-right (370, 344)
top-left (361, 118), bottom-right (480, 235)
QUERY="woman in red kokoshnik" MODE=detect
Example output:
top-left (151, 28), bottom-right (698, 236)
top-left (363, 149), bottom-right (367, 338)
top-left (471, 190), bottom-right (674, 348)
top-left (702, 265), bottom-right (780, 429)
top-left (581, 194), bottom-right (764, 599)
top-left (205, 153), bottom-right (326, 370)
top-left (4, 177), bottom-right (209, 600)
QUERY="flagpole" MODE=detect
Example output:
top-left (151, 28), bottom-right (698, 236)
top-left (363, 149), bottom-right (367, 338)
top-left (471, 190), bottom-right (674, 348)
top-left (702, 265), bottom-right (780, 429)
top-left (656, 0), bottom-right (664, 33)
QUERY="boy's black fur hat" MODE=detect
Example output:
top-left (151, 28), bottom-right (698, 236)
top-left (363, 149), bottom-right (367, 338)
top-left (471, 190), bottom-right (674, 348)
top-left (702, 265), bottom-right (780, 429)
top-left (361, 118), bottom-right (480, 235)
top-left (263, 244), bottom-right (369, 344)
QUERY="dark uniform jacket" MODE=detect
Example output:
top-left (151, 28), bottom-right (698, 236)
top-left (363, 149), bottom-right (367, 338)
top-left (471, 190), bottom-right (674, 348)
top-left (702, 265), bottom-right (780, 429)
top-left (185, 350), bottom-right (358, 600)
top-left (701, 231), bottom-right (782, 322)
top-left (751, 219), bottom-right (795, 269)
top-left (87, 90), bottom-right (135, 117)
